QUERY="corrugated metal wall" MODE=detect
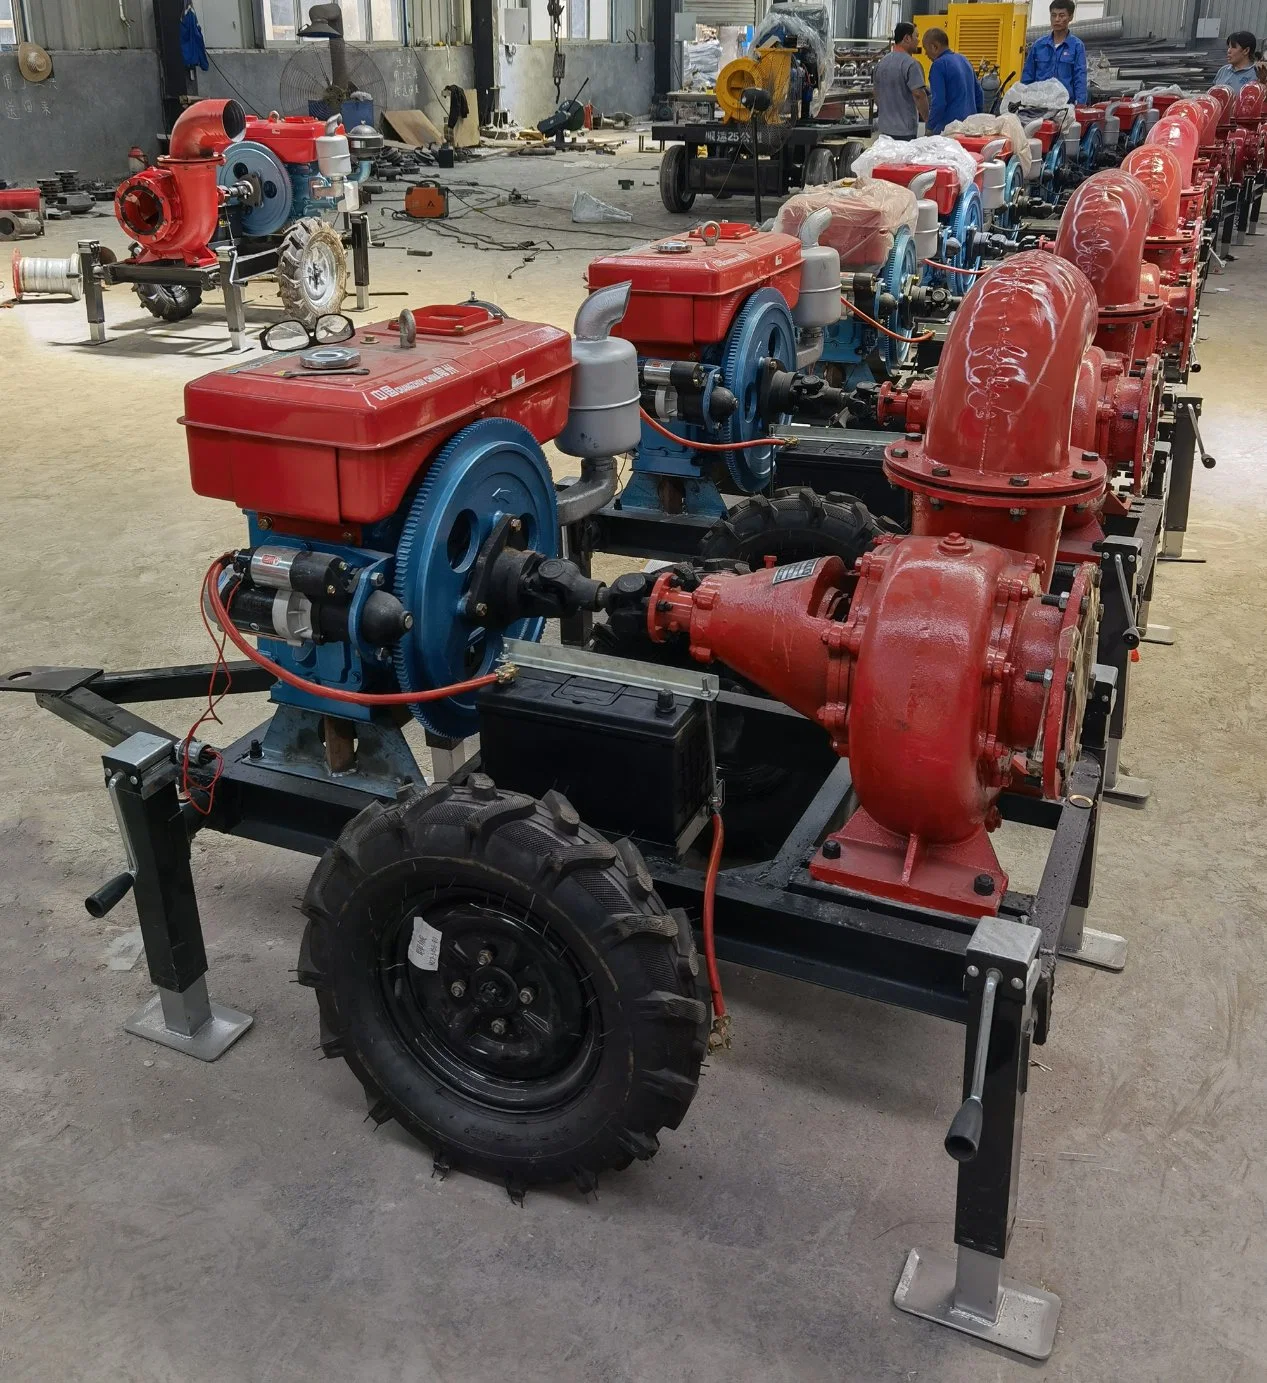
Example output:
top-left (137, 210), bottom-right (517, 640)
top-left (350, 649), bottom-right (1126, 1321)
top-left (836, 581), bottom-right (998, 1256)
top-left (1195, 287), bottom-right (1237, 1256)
top-left (28, 0), bottom-right (156, 50)
top-left (1195, 1), bottom-right (1267, 38)
top-left (1112, 1), bottom-right (1267, 42)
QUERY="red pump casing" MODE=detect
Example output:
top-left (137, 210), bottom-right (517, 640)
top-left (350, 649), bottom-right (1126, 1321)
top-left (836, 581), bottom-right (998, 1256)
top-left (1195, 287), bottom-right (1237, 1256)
top-left (585, 221), bottom-right (802, 358)
top-left (114, 99), bottom-right (246, 267)
top-left (181, 304), bottom-right (572, 539)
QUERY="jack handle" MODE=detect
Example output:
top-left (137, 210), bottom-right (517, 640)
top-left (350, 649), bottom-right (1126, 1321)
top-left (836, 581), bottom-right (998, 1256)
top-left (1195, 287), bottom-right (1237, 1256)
top-left (1184, 401), bottom-right (1216, 468)
top-left (85, 870), bottom-right (135, 918)
top-left (1112, 554), bottom-right (1141, 650)
top-left (945, 968), bottom-right (1000, 1162)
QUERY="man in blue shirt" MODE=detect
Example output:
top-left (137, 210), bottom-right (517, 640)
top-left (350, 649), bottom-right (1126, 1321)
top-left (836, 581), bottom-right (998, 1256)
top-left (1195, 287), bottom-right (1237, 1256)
top-left (1022, 0), bottom-right (1088, 104)
top-left (923, 28), bottom-right (985, 133)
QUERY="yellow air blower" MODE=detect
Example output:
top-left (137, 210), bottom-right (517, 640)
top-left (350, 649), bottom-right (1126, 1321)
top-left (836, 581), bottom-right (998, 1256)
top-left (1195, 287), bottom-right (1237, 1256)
top-left (717, 44), bottom-right (795, 124)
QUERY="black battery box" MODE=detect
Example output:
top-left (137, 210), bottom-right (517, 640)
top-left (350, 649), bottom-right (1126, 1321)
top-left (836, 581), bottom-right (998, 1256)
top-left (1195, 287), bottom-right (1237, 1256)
top-left (477, 666), bottom-right (711, 851)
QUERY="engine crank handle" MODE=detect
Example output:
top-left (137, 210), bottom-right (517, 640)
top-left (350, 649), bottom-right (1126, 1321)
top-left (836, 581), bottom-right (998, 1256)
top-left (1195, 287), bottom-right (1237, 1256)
top-left (1185, 401), bottom-right (1216, 467)
top-left (944, 967), bottom-right (1001, 1163)
top-left (1113, 554), bottom-right (1141, 649)
top-left (85, 869), bottom-right (136, 919)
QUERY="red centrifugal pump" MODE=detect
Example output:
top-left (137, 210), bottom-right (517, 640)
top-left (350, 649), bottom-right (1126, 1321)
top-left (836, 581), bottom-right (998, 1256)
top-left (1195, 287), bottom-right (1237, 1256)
top-left (647, 253), bottom-right (1103, 917)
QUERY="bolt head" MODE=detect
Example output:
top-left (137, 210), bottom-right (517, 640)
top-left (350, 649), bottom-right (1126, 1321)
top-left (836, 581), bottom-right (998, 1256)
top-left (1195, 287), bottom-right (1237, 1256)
top-left (966, 964), bottom-right (980, 978)
top-left (891, 446), bottom-right (909, 459)
top-left (518, 987), bottom-right (534, 1005)
top-left (477, 949), bottom-right (493, 967)
top-left (1072, 468), bottom-right (1091, 480)
top-left (931, 463), bottom-right (951, 477)
top-left (820, 838), bottom-right (842, 860)
top-left (510, 518), bottom-right (523, 532)
top-left (1008, 475), bottom-right (1030, 487)
top-left (1010, 976), bottom-right (1024, 991)
top-left (258, 516), bottom-right (273, 531)
top-left (475, 602), bottom-right (489, 619)
top-left (973, 873), bottom-right (995, 896)
top-left (449, 980), bottom-right (466, 998)
top-left (371, 571), bottom-right (384, 586)
top-left (490, 1017), bottom-right (508, 1036)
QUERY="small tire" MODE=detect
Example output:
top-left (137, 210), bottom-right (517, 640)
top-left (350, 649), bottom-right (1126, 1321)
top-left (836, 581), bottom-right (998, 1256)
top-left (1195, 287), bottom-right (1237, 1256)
top-left (803, 145), bottom-right (836, 188)
top-left (699, 486), bottom-right (893, 568)
top-left (276, 217), bottom-right (348, 326)
top-left (299, 778), bottom-right (709, 1189)
top-left (134, 281), bottom-right (202, 321)
top-left (836, 140), bottom-right (864, 179)
top-left (660, 144), bottom-right (696, 213)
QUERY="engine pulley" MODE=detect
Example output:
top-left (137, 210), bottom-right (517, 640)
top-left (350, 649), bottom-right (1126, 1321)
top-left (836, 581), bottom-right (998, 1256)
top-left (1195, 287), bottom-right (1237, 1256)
top-left (218, 139), bottom-right (294, 236)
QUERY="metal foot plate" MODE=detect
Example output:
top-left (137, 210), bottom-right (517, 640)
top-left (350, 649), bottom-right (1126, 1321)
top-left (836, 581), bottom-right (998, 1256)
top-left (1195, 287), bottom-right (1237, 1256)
top-left (1141, 624), bottom-right (1174, 646)
top-left (1104, 773), bottom-right (1151, 805)
top-left (894, 1247), bottom-right (1061, 1361)
top-left (1158, 549), bottom-right (1205, 564)
top-left (1059, 926), bottom-right (1128, 972)
top-left (125, 993), bottom-right (253, 1061)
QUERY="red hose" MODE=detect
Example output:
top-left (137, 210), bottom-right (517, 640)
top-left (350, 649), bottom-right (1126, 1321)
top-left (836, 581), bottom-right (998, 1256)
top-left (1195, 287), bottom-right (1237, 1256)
top-left (639, 406), bottom-right (794, 454)
top-left (702, 810), bottom-right (728, 1044)
top-left (203, 557), bottom-right (503, 706)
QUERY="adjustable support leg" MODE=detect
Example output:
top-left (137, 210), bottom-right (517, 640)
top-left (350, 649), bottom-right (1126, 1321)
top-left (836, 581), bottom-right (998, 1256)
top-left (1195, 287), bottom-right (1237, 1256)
top-left (217, 248), bottom-right (247, 352)
top-left (895, 918), bottom-right (1061, 1361)
top-left (559, 520), bottom-right (594, 648)
top-left (1235, 178), bottom-right (1252, 246)
top-left (1098, 536), bottom-right (1151, 806)
top-left (425, 729), bottom-right (470, 782)
top-left (1160, 397), bottom-right (1209, 562)
top-left (1058, 779), bottom-right (1126, 971)
top-left (100, 732), bottom-right (252, 1060)
top-left (79, 239), bottom-right (106, 344)
top-left (350, 211), bottom-right (370, 312)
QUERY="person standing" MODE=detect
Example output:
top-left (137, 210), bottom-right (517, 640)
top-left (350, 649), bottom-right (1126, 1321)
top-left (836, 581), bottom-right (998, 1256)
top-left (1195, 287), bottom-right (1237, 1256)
top-left (874, 22), bottom-right (929, 140)
top-left (923, 28), bottom-right (984, 133)
top-left (1022, 0), bottom-right (1088, 104)
top-left (1213, 31), bottom-right (1261, 92)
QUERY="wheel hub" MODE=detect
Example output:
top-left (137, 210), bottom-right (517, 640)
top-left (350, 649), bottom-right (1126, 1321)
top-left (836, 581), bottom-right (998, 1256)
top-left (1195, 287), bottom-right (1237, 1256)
top-left (472, 965), bottom-right (519, 1014)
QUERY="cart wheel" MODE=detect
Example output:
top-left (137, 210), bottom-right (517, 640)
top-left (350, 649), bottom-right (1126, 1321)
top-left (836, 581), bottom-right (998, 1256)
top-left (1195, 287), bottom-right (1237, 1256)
top-left (277, 217), bottom-right (348, 327)
top-left (803, 146), bottom-right (836, 188)
top-left (659, 144), bottom-right (696, 213)
top-left (134, 281), bottom-right (203, 322)
top-left (835, 140), bottom-right (864, 179)
top-left (299, 779), bottom-right (709, 1189)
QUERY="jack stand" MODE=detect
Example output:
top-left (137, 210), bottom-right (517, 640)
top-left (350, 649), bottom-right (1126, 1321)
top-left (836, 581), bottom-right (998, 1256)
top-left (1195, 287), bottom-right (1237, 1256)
top-left (425, 729), bottom-right (471, 781)
top-left (1058, 903), bottom-right (1127, 972)
top-left (1102, 736), bottom-right (1150, 806)
top-left (895, 918), bottom-right (1061, 1360)
top-left (79, 239), bottom-right (106, 344)
top-left (217, 248), bottom-right (247, 352)
top-left (349, 211), bottom-right (370, 312)
top-left (102, 732), bottom-right (252, 1061)
top-left (1159, 529), bottom-right (1204, 563)
top-left (1141, 622), bottom-right (1174, 646)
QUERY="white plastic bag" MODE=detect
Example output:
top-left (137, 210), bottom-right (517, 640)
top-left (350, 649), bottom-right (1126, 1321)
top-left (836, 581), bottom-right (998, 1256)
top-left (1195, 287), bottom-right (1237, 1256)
top-left (850, 134), bottom-right (981, 193)
top-left (942, 111), bottom-right (1035, 180)
top-left (1001, 79), bottom-right (1077, 131)
top-left (572, 189), bottom-right (632, 223)
top-left (683, 37), bottom-right (721, 92)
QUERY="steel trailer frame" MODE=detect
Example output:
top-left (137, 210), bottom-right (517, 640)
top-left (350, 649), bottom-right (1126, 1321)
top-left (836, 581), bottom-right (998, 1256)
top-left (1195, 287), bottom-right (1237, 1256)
top-left (75, 210), bottom-right (372, 352)
top-left (0, 644), bottom-right (1115, 1360)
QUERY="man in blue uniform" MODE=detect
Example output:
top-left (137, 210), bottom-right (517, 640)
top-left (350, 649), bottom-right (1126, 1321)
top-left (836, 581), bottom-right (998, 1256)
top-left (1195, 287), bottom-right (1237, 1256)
top-left (1022, 0), bottom-right (1087, 104)
top-left (924, 28), bottom-right (985, 133)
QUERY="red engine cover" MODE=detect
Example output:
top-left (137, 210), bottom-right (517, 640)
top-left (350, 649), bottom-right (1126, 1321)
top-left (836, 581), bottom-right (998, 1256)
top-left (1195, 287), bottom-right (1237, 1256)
top-left (238, 114), bottom-right (331, 164)
top-left (869, 163), bottom-right (960, 216)
top-left (182, 306), bottom-right (572, 529)
top-left (586, 221), bottom-right (802, 356)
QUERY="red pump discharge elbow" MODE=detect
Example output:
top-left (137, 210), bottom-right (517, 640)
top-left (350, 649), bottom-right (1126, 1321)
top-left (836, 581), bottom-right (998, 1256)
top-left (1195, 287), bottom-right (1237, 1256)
top-left (648, 254), bottom-right (1105, 918)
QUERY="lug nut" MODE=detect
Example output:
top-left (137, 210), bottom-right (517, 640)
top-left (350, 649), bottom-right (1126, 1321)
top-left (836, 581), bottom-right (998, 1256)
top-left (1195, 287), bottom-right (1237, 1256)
top-left (477, 949), bottom-right (493, 967)
top-left (449, 980), bottom-right (466, 998)
top-left (490, 1018), bottom-right (508, 1036)
top-left (518, 987), bottom-right (534, 1005)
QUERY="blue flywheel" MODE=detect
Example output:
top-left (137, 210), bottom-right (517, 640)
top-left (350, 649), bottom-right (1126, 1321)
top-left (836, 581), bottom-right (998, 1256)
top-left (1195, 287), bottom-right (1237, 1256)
top-left (718, 287), bottom-right (798, 493)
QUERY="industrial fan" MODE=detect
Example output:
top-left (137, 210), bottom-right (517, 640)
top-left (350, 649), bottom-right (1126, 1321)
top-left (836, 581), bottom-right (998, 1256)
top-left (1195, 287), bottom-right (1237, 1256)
top-left (278, 1), bottom-right (387, 121)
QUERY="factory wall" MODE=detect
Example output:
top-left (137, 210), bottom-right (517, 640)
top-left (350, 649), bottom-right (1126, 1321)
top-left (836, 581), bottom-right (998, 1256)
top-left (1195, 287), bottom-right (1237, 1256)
top-left (0, 49), bottom-right (163, 182)
top-left (496, 38), bottom-right (653, 125)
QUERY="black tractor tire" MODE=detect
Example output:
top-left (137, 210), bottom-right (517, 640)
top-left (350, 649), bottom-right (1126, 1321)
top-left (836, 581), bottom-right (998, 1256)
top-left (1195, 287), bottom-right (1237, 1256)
top-left (803, 145), bottom-right (836, 188)
top-left (276, 216), bottom-right (348, 327)
top-left (836, 140), bottom-right (865, 179)
top-left (660, 143), bottom-right (696, 213)
top-left (299, 777), bottom-right (709, 1190)
top-left (134, 281), bottom-right (203, 322)
top-left (699, 486), bottom-right (893, 569)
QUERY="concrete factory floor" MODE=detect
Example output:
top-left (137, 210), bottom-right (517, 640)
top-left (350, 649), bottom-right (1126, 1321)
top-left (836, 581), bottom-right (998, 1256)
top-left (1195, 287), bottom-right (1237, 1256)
top-left (1, 142), bottom-right (1266, 1383)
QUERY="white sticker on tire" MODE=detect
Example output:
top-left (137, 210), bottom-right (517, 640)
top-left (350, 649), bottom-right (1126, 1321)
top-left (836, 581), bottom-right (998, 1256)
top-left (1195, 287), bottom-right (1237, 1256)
top-left (407, 917), bottom-right (443, 970)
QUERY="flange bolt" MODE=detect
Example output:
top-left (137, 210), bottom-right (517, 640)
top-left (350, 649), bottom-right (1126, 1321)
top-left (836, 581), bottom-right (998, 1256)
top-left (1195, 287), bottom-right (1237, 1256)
top-left (973, 873), bottom-right (995, 896)
top-left (490, 1018), bottom-right (508, 1036)
top-left (821, 839), bottom-right (842, 859)
top-left (449, 980), bottom-right (466, 998)
top-left (518, 987), bottom-right (534, 1005)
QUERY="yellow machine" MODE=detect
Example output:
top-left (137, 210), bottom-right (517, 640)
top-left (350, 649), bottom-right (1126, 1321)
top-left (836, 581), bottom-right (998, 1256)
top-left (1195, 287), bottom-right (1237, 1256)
top-left (914, 1), bottom-right (1029, 94)
top-left (717, 44), bottom-right (796, 124)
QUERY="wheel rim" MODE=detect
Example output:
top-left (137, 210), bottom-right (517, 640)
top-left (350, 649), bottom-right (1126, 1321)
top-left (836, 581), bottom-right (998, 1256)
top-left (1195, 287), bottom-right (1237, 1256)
top-left (380, 891), bottom-right (601, 1112)
top-left (302, 239), bottom-right (342, 312)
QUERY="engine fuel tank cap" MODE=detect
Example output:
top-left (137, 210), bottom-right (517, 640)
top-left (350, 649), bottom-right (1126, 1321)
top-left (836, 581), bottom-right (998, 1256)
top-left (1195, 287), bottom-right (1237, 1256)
top-left (299, 345), bottom-right (362, 371)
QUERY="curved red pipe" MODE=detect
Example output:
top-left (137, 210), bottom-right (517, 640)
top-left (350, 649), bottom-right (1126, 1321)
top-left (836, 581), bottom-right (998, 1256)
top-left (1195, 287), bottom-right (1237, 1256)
top-left (1122, 145), bottom-right (1182, 236)
top-left (168, 98), bottom-right (246, 159)
top-left (1054, 170), bottom-right (1152, 312)
top-left (918, 251), bottom-right (1098, 484)
top-left (1234, 81), bottom-right (1267, 124)
top-left (1207, 84), bottom-right (1235, 125)
top-left (1146, 116), bottom-right (1198, 186)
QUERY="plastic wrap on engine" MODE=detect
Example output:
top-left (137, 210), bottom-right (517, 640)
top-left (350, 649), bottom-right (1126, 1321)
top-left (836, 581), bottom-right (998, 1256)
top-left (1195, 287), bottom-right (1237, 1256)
top-left (1001, 78), bottom-right (1077, 129)
top-left (750, 0), bottom-right (833, 116)
top-left (943, 111), bottom-right (1035, 179)
top-left (774, 178), bottom-right (918, 270)
top-left (851, 134), bottom-right (982, 192)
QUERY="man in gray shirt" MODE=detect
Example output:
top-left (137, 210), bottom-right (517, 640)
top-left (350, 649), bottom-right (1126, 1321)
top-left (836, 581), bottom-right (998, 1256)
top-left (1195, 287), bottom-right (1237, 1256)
top-left (873, 23), bottom-right (929, 139)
